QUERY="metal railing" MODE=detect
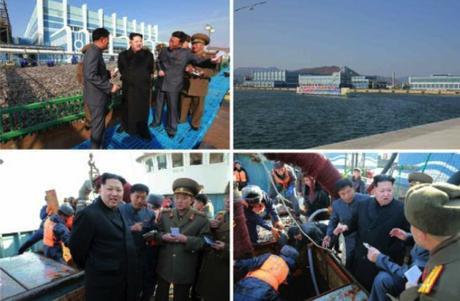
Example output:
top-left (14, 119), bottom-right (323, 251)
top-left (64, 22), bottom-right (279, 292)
top-left (0, 94), bottom-right (122, 142)
top-left (0, 95), bottom-right (85, 142)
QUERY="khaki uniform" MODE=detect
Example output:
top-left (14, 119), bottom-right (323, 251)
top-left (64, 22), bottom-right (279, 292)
top-left (155, 207), bottom-right (211, 285)
top-left (180, 50), bottom-right (219, 128)
top-left (196, 211), bottom-right (230, 301)
top-left (400, 234), bottom-right (460, 301)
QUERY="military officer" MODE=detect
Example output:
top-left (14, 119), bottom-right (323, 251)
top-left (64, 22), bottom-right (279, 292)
top-left (399, 183), bottom-right (460, 301)
top-left (154, 178), bottom-right (211, 301)
top-left (180, 33), bottom-right (220, 130)
top-left (153, 31), bottom-right (218, 137)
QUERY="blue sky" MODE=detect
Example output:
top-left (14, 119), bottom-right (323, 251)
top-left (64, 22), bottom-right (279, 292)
top-left (235, 0), bottom-right (460, 77)
top-left (8, 0), bottom-right (229, 47)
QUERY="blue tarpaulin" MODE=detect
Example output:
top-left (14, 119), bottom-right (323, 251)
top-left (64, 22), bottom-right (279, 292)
top-left (74, 68), bottom-right (229, 149)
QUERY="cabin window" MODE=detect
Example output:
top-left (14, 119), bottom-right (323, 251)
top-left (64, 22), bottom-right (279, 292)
top-left (210, 153), bottom-right (224, 164)
top-left (145, 159), bottom-right (153, 172)
top-left (190, 153), bottom-right (202, 165)
top-left (157, 155), bottom-right (167, 170)
top-left (172, 153), bottom-right (184, 168)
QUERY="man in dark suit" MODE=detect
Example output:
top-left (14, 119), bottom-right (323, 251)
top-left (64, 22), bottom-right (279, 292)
top-left (69, 173), bottom-right (137, 301)
top-left (83, 28), bottom-right (120, 149)
top-left (347, 175), bottom-right (410, 291)
top-left (119, 183), bottom-right (157, 301)
top-left (152, 31), bottom-right (218, 137)
top-left (117, 32), bottom-right (154, 140)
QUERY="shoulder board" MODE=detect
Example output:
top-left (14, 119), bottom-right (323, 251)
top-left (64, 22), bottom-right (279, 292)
top-left (418, 265), bottom-right (444, 295)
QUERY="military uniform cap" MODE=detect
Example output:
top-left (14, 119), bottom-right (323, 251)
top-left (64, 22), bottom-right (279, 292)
top-left (191, 33), bottom-right (210, 45)
top-left (408, 172), bottom-right (433, 184)
top-left (172, 178), bottom-right (200, 197)
top-left (405, 183), bottom-right (460, 236)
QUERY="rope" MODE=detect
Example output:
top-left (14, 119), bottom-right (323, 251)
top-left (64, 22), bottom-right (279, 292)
top-left (256, 153), bottom-right (335, 254)
top-left (421, 153), bottom-right (432, 172)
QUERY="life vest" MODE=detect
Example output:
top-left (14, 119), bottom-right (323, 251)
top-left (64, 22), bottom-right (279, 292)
top-left (246, 255), bottom-right (289, 291)
top-left (272, 169), bottom-right (291, 189)
top-left (44, 217), bottom-right (72, 263)
top-left (234, 170), bottom-right (247, 182)
top-left (43, 218), bottom-right (56, 247)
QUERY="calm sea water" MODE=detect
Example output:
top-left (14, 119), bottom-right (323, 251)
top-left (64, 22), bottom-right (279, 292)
top-left (234, 90), bottom-right (460, 149)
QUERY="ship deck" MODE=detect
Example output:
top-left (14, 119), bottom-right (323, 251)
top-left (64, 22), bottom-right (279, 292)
top-left (74, 69), bottom-right (229, 150)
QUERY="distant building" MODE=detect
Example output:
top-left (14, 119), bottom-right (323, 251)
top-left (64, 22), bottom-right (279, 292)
top-left (297, 66), bottom-right (358, 95)
top-left (351, 75), bottom-right (387, 89)
top-left (409, 75), bottom-right (460, 90)
top-left (24, 0), bottom-right (159, 55)
top-left (352, 76), bottom-right (374, 89)
top-left (243, 70), bottom-right (299, 88)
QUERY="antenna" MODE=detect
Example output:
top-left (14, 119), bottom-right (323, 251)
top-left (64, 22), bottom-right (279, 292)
top-left (88, 153), bottom-right (100, 190)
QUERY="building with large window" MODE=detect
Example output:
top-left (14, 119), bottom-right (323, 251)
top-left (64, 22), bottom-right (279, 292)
top-left (243, 70), bottom-right (299, 88)
top-left (409, 75), bottom-right (460, 91)
top-left (24, 0), bottom-right (158, 55)
top-left (297, 66), bottom-right (358, 95)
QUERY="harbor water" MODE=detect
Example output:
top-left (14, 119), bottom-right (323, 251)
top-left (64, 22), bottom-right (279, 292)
top-left (234, 90), bottom-right (460, 149)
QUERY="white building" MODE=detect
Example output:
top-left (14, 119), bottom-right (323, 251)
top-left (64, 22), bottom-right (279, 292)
top-left (24, 0), bottom-right (159, 55)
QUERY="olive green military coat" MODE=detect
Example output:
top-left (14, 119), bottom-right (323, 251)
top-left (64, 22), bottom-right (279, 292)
top-left (183, 51), bottom-right (219, 97)
top-left (399, 235), bottom-right (460, 301)
top-left (155, 208), bottom-right (211, 285)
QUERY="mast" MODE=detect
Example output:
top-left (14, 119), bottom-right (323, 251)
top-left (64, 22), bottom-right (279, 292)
top-left (0, 0), bottom-right (13, 44)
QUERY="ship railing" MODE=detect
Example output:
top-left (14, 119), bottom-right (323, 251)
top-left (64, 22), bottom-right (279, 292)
top-left (0, 93), bottom-right (122, 142)
top-left (0, 230), bottom-right (42, 258)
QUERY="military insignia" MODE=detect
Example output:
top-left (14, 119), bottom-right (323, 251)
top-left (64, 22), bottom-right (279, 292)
top-left (418, 265), bottom-right (444, 295)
